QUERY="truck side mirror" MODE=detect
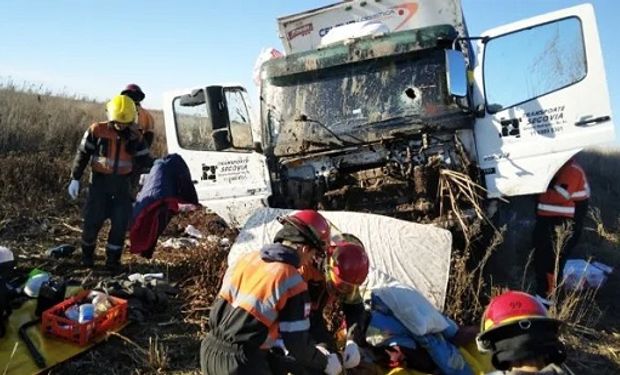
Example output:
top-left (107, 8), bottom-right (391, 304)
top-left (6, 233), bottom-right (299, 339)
top-left (445, 50), bottom-right (468, 98)
top-left (179, 89), bottom-right (206, 106)
top-left (212, 128), bottom-right (231, 151)
top-left (253, 141), bottom-right (263, 153)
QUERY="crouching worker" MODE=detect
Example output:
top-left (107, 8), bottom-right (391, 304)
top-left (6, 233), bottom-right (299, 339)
top-left (477, 291), bottom-right (567, 374)
top-left (200, 210), bottom-right (343, 375)
top-left (257, 213), bottom-right (370, 373)
top-left (299, 230), bottom-right (370, 370)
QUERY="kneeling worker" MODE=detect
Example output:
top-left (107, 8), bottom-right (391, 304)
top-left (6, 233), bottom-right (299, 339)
top-left (477, 291), bottom-right (567, 374)
top-left (200, 210), bottom-right (342, 375)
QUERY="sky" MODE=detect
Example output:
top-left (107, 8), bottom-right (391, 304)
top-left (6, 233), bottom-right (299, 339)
top-left (1, 0), bottom-right (618, 139)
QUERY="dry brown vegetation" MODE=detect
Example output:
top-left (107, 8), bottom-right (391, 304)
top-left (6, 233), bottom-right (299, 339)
top-left (2, 84), bottom-right (620, 373)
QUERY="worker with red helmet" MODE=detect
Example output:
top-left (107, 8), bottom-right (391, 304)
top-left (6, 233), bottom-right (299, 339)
top-left (121, 84), bottom-right (155, 147)
top-left (262, 211), bottom-right (369, 372)
top-left (296, 221), bottom-right (370, 370)
top-left (477, 291), bottom-right (566, 374)
top-left (121, 84), bottom-right (156, 196)
top-left (200, 209), bottom-right (343, 375)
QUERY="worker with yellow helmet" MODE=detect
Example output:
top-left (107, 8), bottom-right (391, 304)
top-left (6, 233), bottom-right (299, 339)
top-left (68, 94), bottom-right (151, 270)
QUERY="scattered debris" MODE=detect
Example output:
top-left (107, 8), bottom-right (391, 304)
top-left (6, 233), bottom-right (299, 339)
top-left (564, 259), bottom-right (613, 290)
top-left (183, 224), bottom-right (203, 239)
top-left (206, 235), bottom-right (220, 243)
top-left (45, 244), bottom-right (75, 258)
top-left (161, 238), bottom-right (199, 249)
top-left (219, 238), bottom-right (231, 249)
top-left (127, 273), bottom-right (164, 283)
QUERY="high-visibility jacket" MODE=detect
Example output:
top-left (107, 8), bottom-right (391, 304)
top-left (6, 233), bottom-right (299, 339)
top-left (567, 161), bottom-right (590, 202)
top-left (218, 250), bottom-right (309, 349)
top-left (137, 107), bottom-right (155, 147)
top-left (206, 244), bottom-right (328, 372)
top-left (71, 122), bottom-right (150, 178)
top-left (537, 160), bottom-right (589, 218)
top-left (137, 107), bottom-right (155, 134)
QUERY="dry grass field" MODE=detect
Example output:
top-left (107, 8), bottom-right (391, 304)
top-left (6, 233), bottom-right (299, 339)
top-left (1, 83), bottom-right (619, 373)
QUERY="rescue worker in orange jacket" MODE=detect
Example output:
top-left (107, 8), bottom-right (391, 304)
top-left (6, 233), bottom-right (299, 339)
top-left (121, 84), bottom-right (155, 147)
top-left (533, 158), bottom-right (590, 297)
top-left (200, 210), bottom-right (343, 375)
top-left (68, 95), bottom-right (151, 269)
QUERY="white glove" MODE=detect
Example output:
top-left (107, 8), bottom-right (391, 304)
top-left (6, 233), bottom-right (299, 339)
top-left (316, 345), bottom-right (342, 375)
top-left (68, 180), bottom-right (80, 200)
top-left (324, 353), bottom-right (342, 375)
top-left (343, 340), bottom-right (361, 369)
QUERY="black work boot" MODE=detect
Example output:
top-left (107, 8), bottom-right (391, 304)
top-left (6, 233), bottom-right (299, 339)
top-left (105, 249), bottom-right (122, 273)
top-left (81, 245), bottom-right (96, 268)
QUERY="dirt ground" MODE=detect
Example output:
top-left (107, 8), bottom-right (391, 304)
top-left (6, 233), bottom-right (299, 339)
top-left (3, 207), bottom-right (235, 374)
top-left (2, 202), bottom-right (620, 374)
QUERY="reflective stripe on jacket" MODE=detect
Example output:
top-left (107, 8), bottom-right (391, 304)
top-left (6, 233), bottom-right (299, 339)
top-left (537, 160), bottom-right (589, 218)
top-left (219, 251), bottom-right (309, 349)
top-left (79, 122), bottom-right (148, 176)
top-left (567, 161), bottom-right (590, 201)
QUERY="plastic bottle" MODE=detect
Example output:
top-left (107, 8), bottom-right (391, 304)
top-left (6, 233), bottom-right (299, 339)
top-left (65, 304), bottom-right (79, 321)
top-left (78, 303), bottom-right (95, 323)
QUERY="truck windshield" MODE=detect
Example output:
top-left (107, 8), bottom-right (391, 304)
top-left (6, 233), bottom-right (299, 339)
top-left (262, 54), bottom-right (435, 156)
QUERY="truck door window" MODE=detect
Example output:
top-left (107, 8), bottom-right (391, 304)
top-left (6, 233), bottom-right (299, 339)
top-left (225, 89), bottom-right (253, 149)
top-left (483, 17), bottom-right (586, 113)
top-left (173, 90), bottom-right (216, 151)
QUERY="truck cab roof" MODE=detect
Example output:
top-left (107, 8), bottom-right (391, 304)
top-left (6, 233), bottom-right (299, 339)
top-left (262, 24), bottom-right (459, 79)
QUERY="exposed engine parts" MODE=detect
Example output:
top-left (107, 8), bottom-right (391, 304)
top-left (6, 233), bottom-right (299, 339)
top-left (271, 133), bottom-right (476, 224)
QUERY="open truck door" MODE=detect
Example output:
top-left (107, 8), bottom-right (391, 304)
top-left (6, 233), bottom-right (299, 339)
top-left (163, 85), bottom-right (271, 227)
top-left (471, 4), bottom-right (614, 198)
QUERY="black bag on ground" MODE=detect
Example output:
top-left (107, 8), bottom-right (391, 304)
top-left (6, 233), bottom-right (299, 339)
top-left (35, 278), bottom-right (67, 317)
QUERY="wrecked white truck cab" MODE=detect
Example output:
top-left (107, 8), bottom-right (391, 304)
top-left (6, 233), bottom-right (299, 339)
top-left (163, 1), bottom-right (614, 229)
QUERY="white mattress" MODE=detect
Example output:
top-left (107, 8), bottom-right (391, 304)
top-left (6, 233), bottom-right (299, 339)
top-left (228, 208), bottom-right (452, 310)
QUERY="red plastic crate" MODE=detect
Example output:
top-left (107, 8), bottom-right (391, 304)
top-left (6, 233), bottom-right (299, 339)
top-left (41, 290), bottom-right (128, 346)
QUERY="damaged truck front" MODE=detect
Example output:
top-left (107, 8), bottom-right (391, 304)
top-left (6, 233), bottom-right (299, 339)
top-left (163, 1), bottom-right (614, 231)
top-left (259, 26), bottom-right (474, 224)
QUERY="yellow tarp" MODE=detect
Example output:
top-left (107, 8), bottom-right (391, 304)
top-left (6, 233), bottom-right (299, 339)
top-left (385, 341), bottom-right (495, 375)
top-left (0, 293), bottom-right (127, 375)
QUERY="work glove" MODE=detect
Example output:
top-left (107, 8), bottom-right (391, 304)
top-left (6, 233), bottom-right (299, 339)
top-left (68, 180), bottom-right (80, 200)
top-left (343, 340), bottom-right (361, 369)
top-left (317, 345), bottom-right (342, 375)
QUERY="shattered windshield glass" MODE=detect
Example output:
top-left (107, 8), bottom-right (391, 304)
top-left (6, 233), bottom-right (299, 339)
top-left (262, 55), bottom-right (428, 156)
